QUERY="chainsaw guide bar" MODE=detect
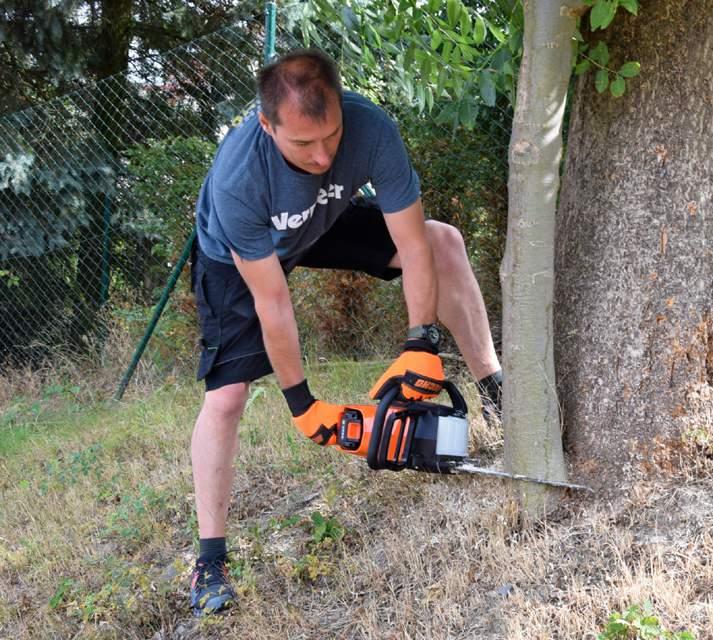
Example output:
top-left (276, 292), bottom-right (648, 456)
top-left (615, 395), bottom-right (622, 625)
top-left (450, 460), bottom-right (593, 492)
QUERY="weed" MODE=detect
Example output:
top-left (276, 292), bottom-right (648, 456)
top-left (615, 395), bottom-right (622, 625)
top-left (309, 511), bottom-right (344, 545)
top-left (597, 602), bottom-right (696, 640)
top-left (102, 484), bottom-right (171, 547)
top-left (48, 577), bottom-right (75, 610)
top-left (39, 444), bottom-right (105, 494)
top-left (291, 552), bottom-right (332, 582)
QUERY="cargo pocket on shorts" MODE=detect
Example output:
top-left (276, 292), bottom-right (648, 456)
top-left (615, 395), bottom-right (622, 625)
top-left (195, 269), bottom-right (222, 381)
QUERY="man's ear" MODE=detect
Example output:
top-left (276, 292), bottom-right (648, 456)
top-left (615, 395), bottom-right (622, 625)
top-left (258, 111), bottom-right (274, 136)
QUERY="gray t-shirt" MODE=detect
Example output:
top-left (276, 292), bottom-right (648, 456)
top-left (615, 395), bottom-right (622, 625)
top-left (195, 91), bottom-right (420, 264)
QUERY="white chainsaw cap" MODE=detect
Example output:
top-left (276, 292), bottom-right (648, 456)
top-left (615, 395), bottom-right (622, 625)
top-left (435, 415), bottom-right (469, 457)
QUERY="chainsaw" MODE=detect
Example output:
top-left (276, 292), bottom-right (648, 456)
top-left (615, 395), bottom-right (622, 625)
top-left (331, 379), bottom-right (591, 492)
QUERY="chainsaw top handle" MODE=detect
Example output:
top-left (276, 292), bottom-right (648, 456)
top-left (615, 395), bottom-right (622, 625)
top-left (366, 379), bottom-right (467, 470)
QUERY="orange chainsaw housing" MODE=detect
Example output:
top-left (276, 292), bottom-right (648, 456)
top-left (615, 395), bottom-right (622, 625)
top-left (296, 382), bottom-right (469, 473)
top-left (336, 404), bottom-right (412, 465)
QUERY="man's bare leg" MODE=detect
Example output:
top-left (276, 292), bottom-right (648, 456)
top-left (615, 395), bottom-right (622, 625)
top-left (191, 381), bottom-right (250, 538)
top-left (190, 381), bottom-right (249, 615)
top-left (389, 220), bottom-right (501, 381)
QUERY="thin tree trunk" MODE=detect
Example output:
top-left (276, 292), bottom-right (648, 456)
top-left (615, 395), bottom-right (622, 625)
top-left (555, 0), bottom-right (713, 486)
top-left (76, 0), bottom-right (132, 332)
top-left (502, 0), bottom-right (583, 512)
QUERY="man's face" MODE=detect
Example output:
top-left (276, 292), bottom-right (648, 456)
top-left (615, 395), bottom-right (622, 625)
top-left (259, 91), bottom-right (343, 175)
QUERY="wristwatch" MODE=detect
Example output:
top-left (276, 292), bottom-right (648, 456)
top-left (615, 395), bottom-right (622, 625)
top-left (407, 323), bottom-right (442, 349)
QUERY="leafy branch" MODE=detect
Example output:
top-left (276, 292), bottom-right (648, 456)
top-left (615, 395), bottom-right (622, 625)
top-left (575, 0), bottom-right (641, 97)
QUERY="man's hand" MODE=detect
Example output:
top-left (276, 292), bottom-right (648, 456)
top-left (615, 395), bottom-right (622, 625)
top-left (292, 400), bottom-right (346, 446)
top-left (282, 379), bottom-right (344, 446)
top-left (370, 344), bottom-right (444, 401)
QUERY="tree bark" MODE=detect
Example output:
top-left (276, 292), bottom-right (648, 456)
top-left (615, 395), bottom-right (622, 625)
top-left (76, 0), bottom-right (132, 317)
top-left (555, 0), bottom-right (713, 486)
top-left (502, 0), bottom-right (583, 511)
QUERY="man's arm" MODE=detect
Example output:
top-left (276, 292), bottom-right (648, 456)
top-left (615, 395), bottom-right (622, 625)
top-left (369, 197), bottom-right (444, 401)
top-left (231, 250), bottom-right (304, 388)
top-left (383, 197), bottom-right (438, 327)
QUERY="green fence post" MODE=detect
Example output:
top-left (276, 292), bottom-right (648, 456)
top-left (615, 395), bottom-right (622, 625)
top-left (265, 1), bottom-right (277, 63)
top-left (113, 227), bottom-right (196, 401)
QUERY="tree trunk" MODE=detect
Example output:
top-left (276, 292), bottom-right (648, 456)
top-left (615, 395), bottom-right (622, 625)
top-left (555, 0), bottom-right (713, 486)
top-left (76, 0), bottom-right (132, 324)
top-left (502, 0), bottom-right (583, 511)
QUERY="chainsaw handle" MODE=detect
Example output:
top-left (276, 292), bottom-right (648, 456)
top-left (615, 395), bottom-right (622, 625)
top-left (367, 381), bottom-right (400, 470)
top-left (442, 380), bottom-right (467, 415)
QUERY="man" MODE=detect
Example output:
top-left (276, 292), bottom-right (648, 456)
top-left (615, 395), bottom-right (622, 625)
top-left (189, 48), bottom-right (502, 616)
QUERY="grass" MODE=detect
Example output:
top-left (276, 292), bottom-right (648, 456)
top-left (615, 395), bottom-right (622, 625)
top-left (0, 361), bottom-right (710, 639)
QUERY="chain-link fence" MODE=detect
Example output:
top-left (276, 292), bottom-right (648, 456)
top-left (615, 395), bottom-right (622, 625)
top-left (0, 3), bottom-right (511, 380)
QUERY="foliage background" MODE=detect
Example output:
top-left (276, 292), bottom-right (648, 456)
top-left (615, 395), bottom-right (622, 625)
top-left (0, 0), bottom-right (512, 382)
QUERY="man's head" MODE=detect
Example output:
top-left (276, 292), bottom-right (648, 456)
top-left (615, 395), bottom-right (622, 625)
top-left (257, 49), bottom-right (343, 175)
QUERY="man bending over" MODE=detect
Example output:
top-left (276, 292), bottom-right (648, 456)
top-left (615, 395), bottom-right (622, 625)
top-left (189, 48), bottom-right (502, 616)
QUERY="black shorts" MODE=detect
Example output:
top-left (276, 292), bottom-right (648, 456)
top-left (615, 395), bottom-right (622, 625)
top-left (193, 200), bottom-right (402, 391)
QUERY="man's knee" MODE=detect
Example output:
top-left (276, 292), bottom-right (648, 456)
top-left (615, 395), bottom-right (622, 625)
top-left (202, 382), bottom-right (251, 424)
top-left (426, 220), bottom-right (467, 268)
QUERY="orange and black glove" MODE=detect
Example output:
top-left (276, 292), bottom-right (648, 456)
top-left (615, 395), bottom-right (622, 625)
top-left (369, 325), bottom-right (445, 401)
top-left (282, 379), bottom-right (345, 446)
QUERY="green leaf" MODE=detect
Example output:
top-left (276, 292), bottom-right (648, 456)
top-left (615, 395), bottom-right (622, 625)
top-left (416, 84), bottom-right (426, 111)
top-left (492, 47), bottom-right (512, 72)
top-left (367, 24), bottom-right (382, 48)
top-left (610, 75), bottom-right (626, 97)
top-left (509, 27), bottom-right (523, 54)
top-left (458, 99), bottom-right (478, 129)
top-left (420, 55), bottom-right (432, 81)
top-left (459, 43), bottom-right (476, 62)
top-left (442, 41), bottom-right (453, 64)
top-left (619, 0), bottom-right (639, 14)
top-left (363, 46), bottom-right (376, 69)
top-left (426, 87), bottom-right (435, 112)
top-left (436, 67), bottom-right (449, 95)
top-left (447, 0), bottom-right (460, 27)
top-left (486, 18), bottom-right (506, 43)
top-left (404, 45), bottom-right (416, 69)
top-left (431, 30), bottom-right (442, 51)
top-left (595, 69), bottom-right (609, 93)
top-left (619, 61), bottom-right (640, 77)
top-left (459, 10), bottom-right (471, 37)
top-left (590, 0), bottom-right (618, 30)
top-left (589, 41), bottom-right (610, 65)
top-left (575, 59), bottom-right (591, 75)
top-left (479, 70), bottom-right (496, 106)
top-left (474, 15), bottom-right (486, 44)
top-left (435, 102), bottom-right (457, 125)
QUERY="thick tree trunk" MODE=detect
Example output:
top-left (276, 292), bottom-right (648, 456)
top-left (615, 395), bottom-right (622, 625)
top-left (502, 0), bottom-right (583, 511)
top-left (555, 0), bottom-right (713, 486)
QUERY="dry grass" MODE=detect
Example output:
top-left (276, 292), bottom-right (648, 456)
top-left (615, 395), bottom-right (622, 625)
top-left (1, 361), bottom-right (710, 640)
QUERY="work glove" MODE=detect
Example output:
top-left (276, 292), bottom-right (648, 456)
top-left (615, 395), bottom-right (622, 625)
top-left (282, 379), bottom-right (344, 446)
top-left (369, 340), bottom-right (445, 401)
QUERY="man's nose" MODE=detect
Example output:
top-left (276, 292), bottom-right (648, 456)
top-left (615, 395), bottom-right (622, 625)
top-left (312, 143), bottom-right (331, 166)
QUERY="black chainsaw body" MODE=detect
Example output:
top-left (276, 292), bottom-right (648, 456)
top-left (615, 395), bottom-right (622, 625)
top-left (364, 380), bottom-right (469, 473)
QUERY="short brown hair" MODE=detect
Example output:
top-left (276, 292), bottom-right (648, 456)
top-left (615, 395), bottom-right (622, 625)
top-left (257, 48), bottom-right (342, 126)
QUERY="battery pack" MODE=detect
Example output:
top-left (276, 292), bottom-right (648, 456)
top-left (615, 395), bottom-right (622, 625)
top-left (435, 415), bottom-right (469, 458)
